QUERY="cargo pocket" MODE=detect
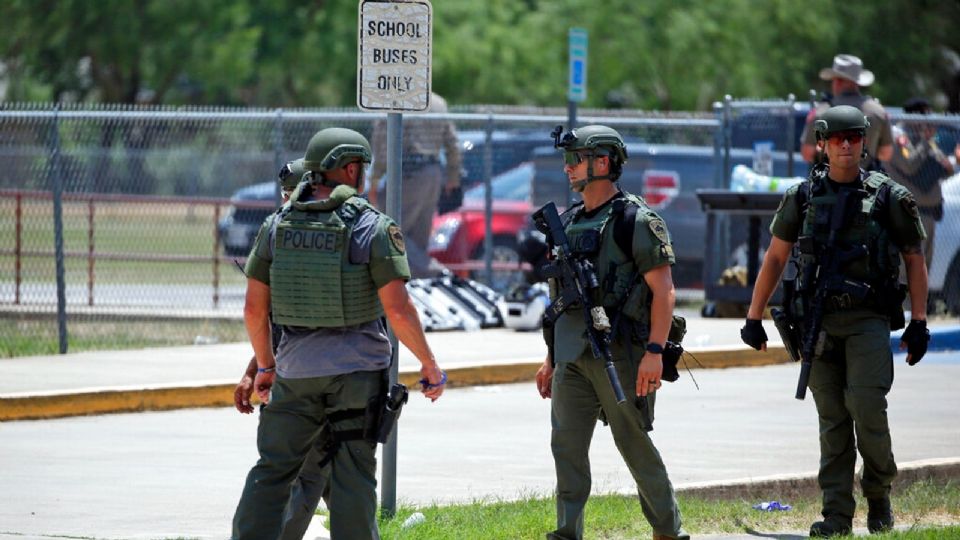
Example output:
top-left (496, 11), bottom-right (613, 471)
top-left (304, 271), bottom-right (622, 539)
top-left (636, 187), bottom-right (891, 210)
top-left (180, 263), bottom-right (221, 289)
top-left (633, 393), bottom-right (655, 432)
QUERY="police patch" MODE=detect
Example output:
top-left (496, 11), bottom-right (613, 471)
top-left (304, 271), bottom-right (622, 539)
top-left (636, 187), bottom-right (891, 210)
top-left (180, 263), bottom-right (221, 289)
top-left (648, 218), bottom-right (670, 244)
top-left (900, 194), bottom-right (920, 218)
top-left (388, 225), bottom-right (405, 253)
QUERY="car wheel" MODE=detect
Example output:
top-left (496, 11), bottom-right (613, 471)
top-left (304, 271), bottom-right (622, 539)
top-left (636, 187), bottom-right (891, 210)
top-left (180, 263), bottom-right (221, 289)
top-left (943, 255), bottom-right (960, 316)
top-left (471, 236), bottom-right (523, 293)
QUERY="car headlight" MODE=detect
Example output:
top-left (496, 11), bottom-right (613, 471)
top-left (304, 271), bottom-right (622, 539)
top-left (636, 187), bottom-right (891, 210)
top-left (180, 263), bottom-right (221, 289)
top-left (429, 217), bottom-right (461, 251)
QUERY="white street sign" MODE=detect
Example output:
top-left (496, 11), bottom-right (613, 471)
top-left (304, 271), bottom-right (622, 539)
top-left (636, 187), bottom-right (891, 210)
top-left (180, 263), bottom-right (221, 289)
top-left (357, 0), bottom-right (432, 113)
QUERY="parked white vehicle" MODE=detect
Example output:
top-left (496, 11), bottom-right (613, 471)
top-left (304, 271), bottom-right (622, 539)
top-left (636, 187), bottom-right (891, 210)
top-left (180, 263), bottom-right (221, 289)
top-left (928, 172), bottom-right (960, 314)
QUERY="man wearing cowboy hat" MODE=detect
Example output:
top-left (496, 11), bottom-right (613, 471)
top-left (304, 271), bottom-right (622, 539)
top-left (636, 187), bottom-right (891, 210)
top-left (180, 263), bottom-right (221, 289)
top-left (801, 54), bottom-right (894, 170)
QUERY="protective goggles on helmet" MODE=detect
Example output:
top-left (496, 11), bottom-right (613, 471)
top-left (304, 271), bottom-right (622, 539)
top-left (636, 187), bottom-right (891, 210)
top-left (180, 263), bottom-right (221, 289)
top-left (826, 130), bottom-right (864, 145)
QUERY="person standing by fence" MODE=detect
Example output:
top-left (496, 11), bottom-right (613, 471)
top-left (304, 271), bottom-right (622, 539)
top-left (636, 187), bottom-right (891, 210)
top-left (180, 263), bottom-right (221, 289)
top-left (369, 92), bottom-right (462, 277)
top-left (800, 54), bottom-right (894, 171)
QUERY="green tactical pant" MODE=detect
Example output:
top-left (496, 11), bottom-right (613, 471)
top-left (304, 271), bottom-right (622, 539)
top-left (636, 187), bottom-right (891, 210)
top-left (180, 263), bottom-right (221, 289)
top-left (548, 352), bottom-right (688, 540)
top-left (807, 310), bottom-right (897, 523)
top-left (232, 370), bottom-right (383, 540)
top-left (278, 429), bottom-right (332, 540)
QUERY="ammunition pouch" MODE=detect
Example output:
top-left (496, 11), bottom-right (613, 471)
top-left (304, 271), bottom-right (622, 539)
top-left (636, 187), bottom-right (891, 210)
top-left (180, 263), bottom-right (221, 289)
top-left (661, 341), bottom-right (683, 382)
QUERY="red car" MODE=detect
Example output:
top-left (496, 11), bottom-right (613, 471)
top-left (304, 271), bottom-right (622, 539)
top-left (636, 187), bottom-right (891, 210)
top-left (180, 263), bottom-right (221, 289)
top-left (429, 163), bottom-right (534, 290)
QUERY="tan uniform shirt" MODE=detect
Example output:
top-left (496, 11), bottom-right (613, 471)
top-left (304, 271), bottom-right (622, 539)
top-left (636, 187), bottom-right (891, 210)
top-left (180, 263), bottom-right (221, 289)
top-left (370, 93), bottom-right (462, 186)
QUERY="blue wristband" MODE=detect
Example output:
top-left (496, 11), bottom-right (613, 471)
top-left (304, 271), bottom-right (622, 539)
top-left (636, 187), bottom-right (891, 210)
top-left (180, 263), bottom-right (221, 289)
top-left (419, 370), bottom-right (448, 389)
top-left (257, 366), bottom-right (276, 373)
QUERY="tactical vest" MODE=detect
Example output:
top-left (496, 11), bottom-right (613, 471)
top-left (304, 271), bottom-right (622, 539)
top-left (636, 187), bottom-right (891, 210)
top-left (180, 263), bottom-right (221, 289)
top-left (795, 171), bottom-right (900, 311)
top-left (270, 184), bottom-right (384, 328)
top-left (551, 194), bottom-right (661, 362)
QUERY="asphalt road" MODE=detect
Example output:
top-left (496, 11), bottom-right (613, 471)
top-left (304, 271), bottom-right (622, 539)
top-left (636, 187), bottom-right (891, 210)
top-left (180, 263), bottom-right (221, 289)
top-left (1, 354), bottom-right (957, 539)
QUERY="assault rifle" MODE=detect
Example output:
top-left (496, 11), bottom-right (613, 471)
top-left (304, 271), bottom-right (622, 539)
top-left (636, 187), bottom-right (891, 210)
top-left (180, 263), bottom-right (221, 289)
top-left (533, 201), bottom-right (626, 404)
top-left (793, 187), bottom-right (869, 399)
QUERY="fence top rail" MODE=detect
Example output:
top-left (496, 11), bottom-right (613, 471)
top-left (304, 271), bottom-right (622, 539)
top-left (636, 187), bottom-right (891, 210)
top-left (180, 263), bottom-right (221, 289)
top-left (0, 108), bottom-right (719, 128)
top-left (0, 188), bottom-right (245, 207)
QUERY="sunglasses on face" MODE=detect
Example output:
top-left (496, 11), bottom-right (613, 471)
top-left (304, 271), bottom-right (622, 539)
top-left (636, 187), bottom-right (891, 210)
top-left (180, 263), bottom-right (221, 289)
top-left (563, 151), bottom-right (595, 166)
top-left (827, 131), bottom-right (864, 145)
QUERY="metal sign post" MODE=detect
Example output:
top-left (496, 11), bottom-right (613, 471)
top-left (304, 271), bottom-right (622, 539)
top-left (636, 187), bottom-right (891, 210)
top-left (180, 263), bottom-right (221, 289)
top-left (567, 27), bottom-right (587, 206)
top-left (357, 0), bottom-right (432, 519)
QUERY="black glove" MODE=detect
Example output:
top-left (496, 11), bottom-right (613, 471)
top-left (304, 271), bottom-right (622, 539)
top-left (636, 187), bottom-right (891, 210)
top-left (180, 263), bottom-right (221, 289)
top-left (740, 318), bottom-right (768, 351)
top-left (901, 319), bottom-right (930, 365)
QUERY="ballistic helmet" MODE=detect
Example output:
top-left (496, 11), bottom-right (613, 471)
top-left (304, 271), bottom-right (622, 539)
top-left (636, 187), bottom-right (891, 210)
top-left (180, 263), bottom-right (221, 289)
top-left (303, 128), bottom-right (372, 173)
top-left (278, 158), bottom-right (306, 191)
top-left (553, 124), bottom-right (628, 163)
top-left (814, 105), bottom-right (869, 138)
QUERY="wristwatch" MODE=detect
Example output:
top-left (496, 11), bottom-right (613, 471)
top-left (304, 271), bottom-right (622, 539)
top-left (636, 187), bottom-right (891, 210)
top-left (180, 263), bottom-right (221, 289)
top-left (645, 343), bottom-right (664, 354)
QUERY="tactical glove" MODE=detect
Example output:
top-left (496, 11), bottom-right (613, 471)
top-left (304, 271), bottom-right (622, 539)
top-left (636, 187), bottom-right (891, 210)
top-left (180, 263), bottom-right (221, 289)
top-left (901, 319), bottom-right (929, 365)
top-left (740, 318), bottom-right (768, 351)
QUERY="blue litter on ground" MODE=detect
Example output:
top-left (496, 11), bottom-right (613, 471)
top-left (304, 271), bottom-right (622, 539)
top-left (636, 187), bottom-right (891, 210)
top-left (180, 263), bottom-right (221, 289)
top-left (753, 501), bottom-right (792, 512)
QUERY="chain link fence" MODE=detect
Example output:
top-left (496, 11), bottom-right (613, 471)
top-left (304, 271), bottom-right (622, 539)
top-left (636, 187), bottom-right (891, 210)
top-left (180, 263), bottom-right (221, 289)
top-left (2, 102), bottom-right (956, 356)
top-left (703, 97), bottom-right (960, 319)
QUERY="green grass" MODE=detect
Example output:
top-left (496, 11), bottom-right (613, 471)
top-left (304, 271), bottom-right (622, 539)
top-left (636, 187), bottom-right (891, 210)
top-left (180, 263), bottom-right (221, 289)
top-left (369, 480), bottom-right (960, 539)
top-left (0, 317), bottom-right (248, 357)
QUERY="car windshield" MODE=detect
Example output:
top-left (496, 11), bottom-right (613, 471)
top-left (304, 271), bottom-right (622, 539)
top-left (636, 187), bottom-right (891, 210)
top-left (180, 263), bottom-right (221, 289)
top-left (463, 162), bottom-right (534, 203)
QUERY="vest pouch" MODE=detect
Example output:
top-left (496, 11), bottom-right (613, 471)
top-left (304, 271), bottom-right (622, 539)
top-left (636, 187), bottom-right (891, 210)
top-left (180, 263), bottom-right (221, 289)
top-left (668, 315), bottom-right (687, 344)
top-left (620, 282), bottom-right (648, 323)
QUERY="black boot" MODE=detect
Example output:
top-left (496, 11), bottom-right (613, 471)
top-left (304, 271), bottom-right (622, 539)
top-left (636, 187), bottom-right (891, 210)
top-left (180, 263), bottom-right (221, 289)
top-left (867, 497), bottom-right (894, 533)
top-left (809, 515), bottom-right (853, 538)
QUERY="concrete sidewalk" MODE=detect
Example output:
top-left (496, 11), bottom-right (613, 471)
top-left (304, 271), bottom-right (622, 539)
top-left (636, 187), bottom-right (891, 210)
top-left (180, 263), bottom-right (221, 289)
top-left (0, 312), bottom-right (794, 421)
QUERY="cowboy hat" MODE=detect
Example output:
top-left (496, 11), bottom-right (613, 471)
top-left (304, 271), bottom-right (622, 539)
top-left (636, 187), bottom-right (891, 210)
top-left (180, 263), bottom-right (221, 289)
top-left (818, 54), bottom-right (875, 86)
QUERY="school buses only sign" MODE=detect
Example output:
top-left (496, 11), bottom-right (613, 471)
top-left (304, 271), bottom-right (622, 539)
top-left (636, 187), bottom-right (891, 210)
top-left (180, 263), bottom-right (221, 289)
top-left (357, 0), bottom-right (432, 112)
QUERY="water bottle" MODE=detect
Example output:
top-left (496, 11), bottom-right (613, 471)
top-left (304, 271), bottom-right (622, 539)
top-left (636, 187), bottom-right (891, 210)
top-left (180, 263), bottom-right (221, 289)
top-left (730, 164), bottom-right (752, 192)
top-left (402, 512), bottom-right (426, 528)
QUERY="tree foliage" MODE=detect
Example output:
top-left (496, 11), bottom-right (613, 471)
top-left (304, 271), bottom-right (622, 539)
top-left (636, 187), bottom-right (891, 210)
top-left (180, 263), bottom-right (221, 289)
top-left (2, 0), bottom-right (959, 110)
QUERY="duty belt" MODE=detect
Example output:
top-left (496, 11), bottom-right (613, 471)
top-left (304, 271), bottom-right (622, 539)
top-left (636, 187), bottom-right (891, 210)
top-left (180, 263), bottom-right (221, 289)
top-left (403, 154), bottom-right (440, 168)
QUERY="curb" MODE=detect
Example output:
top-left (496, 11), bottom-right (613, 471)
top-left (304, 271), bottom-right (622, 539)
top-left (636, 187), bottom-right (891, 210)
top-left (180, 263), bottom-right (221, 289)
top-left (890, 325), bottom-right (960, 352)
top-left (0, 345), bottom-right (790, 422)
top-left (671, 457), bottom-right (960, 501)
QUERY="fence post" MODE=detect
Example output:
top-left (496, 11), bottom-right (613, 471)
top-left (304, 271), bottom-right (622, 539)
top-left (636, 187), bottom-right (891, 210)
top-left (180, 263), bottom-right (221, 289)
top-left (50, 104), bottom-right (69, 353)
top-left (87, 199), bottom-right (95, 306)
top-left (272, 109), bottom-right (284, 208)
top-left (482, 110), bottom-right (494, 286)
top-left (15, 193), bottom-right (22, 305)
top-left (786, 93), bottom-right (796, 177)
top-left (213, 204), bottom-right (221, 309)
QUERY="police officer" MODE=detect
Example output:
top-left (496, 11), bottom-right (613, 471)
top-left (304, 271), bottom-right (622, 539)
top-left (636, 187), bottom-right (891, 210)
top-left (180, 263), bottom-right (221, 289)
top-left (232, 157), bottom-right (333, 540)
top-left (888, 97), bottom-right (955, 269)
top-left (741, 106), bottom-right (930, 537)
top-left (231, 128), bottom-right (446, 540)
top-left (800, 54), bottom-right (894, 170)
top-left (534, 125), bottom-right (689, 540)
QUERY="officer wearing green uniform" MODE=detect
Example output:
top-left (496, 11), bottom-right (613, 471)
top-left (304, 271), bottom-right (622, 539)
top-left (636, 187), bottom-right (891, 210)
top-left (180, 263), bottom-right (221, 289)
top-left (233, 157), bottom-right (335, 540)
top-left (231, 128), bottom-right (446, 540)
top-left (535, 125), bottom-right (689, 540)
top-left (741, 106), bottom-right (931, 537)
